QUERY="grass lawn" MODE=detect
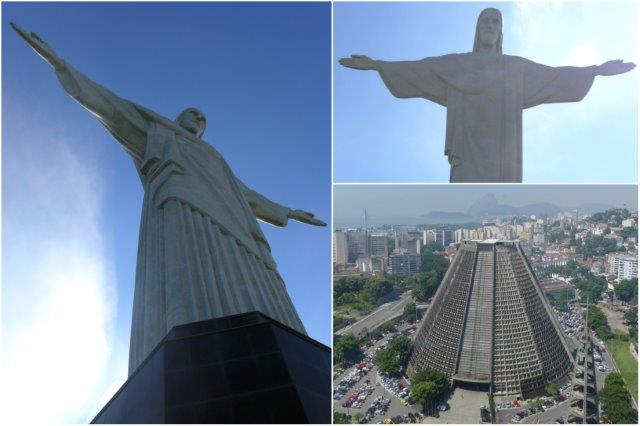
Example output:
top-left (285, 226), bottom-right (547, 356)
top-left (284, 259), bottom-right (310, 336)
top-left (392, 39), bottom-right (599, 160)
top-left (604, 338), bottom-right (638, 402)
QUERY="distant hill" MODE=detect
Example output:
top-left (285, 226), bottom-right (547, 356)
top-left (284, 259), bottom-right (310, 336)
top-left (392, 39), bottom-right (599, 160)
top-left (466, 193), bottom-right (562, 218)
top-left (574, 203), bottom-right (615, 214)
top-left (420, 211), bottom-right (474, 224)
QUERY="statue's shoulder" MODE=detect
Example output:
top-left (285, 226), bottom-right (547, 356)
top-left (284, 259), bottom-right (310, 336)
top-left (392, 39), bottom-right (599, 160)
top-left (502, 54), bottom-right (531, 65)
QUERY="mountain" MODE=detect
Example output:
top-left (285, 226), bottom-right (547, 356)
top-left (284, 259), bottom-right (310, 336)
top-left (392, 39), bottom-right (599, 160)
top-left (574, 203), bottom-right (615, 214)
top-left (420, 211), bottom-right (474, 224)
top-left (466, 194), bottom-right (562, 218)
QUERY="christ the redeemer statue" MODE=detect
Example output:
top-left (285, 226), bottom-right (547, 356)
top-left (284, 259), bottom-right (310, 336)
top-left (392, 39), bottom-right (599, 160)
top-left (12, 23), bottom-right (326, 375)
top-left (339, 8), bottom-right (635, 183)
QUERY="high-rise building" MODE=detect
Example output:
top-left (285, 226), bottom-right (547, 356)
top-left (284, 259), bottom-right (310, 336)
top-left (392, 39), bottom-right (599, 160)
top-left (369, 233), bottom-right (389, 257)
top-left (333, 230), bottom-right (348, 265)
top-left (388, 252), bottom-right (421, 276)
top-left (408, 240), bottom-right (572, 398)
top-left (347, 230), bottom-right (367, 262)
top-left (395, 233), bottom-right (409, 251)
top-left (454, 228), bottom-right (470, 243)
top-left (435, 230), bottom-right (453, 247)
top-left (606, 252), bottom-right (638, 280)
top-left (423, 230), bottom-right (436, 245)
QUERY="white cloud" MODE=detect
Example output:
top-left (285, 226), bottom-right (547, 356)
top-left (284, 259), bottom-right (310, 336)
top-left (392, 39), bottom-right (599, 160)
top-left (1, 121), bottom-right (116, 423)
top-left (567, 43), bottom-right (602, 67)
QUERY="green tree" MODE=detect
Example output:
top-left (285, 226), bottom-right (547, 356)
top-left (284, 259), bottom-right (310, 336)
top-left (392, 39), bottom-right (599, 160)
top-left (588, 306), bottom-right (611, 339)
top-left (412, 380), bottom-right (439, 415)
top-left (334, 315), bottom-right (355, 332)
top-left (619, 226), bottom-right (638, 240)
top-left (375, 347), bottom-right (400, 374)
top-left (410, 271), bottom-right (441, 302)
top-left (334, 333), bottom-right (362, 363)
top-left (333, 412), bottom-right (351, 424)
top-left (616, 278), bottom-right (638, 303)
top-left (403, 301), bottom-right (419, 322)
top-left (419, 251), bottom-right (449, 279)
top-left (411, 369), bottom-right (451, 415)
top-left (599, 373), bottom-right (638, 424)
top-left (578, 235), bottom-right (622, 259)
top-left (388, 335), bottom-right (412, 365)
top-left (574, 274), bottom-right (607, 303)
top-left (353, 413), bottom-right (364, 423)
top-left (546, 383), bottom-right (559, 396)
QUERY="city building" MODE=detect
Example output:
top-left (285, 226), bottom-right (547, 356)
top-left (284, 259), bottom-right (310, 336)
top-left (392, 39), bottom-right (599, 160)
top-left (435, 230), bottom-right (453, 247)
top-left (423, 230), bottom-right (436, 245)
top-left (388, 251), bottom-right (421, 276)
top-left (606, 252), bottom-right (638, 280)
top-left (408, 240), bottom-right (572, 398)
top-left (369, 233), bottom-right (389, 257)
top-left (347, 230), bottom-right (367, 262)
top-left (333, 230), bottom-right (348, 265)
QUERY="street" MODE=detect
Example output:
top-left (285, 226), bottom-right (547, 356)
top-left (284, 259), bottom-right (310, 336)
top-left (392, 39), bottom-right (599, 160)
top-left (336, 290), bottom-right (415, 337)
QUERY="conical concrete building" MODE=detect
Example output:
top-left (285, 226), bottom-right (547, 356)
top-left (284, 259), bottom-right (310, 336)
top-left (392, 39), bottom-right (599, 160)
top-left (407, 240), bottom-right (572, 398)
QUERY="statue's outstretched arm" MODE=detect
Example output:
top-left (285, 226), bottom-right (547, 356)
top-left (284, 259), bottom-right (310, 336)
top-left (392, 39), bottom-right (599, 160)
top-left (12, 22), bottom-right (148, 161)
top-left (339, 54), bottom-right (380, 71)
top-left (594, 60), bottom-right (635, 76)
top-left (237, 180), bottom-right (326, 228)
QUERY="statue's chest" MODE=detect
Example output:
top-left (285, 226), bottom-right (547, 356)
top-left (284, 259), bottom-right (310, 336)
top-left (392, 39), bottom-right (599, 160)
top-left (456, 58), bottom-right (521, 103)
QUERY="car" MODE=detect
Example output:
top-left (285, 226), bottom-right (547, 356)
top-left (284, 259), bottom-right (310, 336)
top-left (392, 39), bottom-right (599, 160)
top-left (437, 403), bottom-right (449, 411)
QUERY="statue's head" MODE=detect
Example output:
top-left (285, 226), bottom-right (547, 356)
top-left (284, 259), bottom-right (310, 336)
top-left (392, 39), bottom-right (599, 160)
top-left (176, 108), bottom-right (207, 138)
top-left (473, 8), bottom-right (503, 54)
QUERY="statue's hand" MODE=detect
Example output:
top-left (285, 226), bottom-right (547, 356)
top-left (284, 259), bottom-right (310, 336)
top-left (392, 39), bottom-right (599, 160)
top-left (288, 210), bottom-right (327, 227)
top-left (11, 22), bottom-right (64, 70)
top-left (339, 54), bottom-right (378, 70)
top-left (598, 59), bottom-right (635, 76)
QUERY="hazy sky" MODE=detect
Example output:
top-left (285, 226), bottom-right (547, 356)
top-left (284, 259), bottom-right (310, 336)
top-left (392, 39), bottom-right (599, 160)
top-left (334, 1), bottom-right (638, 183)
top-left (334, 184), bottom-right (638, 226)
top-left (3, 2), bottom-right (330, 423)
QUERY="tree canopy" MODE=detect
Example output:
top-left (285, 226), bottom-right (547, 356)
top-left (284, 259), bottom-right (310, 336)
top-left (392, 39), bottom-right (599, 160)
top-left (334, 276), bottom-right (395, 312)
top-left (615, 278), bottom-right (638, 304)
top-left (599, 373), bottom-right (638, 424)
top-left (334, 333), bottom-right (362, 363)
top-left (411, 369), bottom-right (451, 415)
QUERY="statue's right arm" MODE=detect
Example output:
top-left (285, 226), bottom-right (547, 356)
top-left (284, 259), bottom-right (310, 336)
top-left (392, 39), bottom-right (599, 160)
top-left (12, 23), bottom-right (148, 161)
top-left (338, 54), bottom-right (380, 71)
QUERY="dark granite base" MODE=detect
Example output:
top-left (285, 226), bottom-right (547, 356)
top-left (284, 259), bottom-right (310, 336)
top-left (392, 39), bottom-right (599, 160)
top-left (92, 312), bottom-right (331, 424)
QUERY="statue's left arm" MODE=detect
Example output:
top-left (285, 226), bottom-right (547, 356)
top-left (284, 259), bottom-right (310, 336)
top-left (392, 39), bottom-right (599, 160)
top-left (237, 180), bottom-right (326, 228)
top-left (523, 58), bottom-right (635, 109)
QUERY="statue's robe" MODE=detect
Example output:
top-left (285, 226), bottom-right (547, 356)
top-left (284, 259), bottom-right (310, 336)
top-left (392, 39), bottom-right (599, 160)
top-left (56, 63), bottom-right (306, 375)
top-left (376, 53), bottom-right (595, 182)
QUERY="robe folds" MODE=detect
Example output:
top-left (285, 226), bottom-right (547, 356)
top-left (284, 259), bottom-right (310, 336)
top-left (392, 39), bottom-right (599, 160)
top-left (376, 53), bottom-right (595, 182)
top-left (56, 63), bottom-right (306, 375)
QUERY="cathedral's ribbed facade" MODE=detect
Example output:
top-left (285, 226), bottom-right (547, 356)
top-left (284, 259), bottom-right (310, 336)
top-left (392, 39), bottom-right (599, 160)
top-left (408, 240), bottom-right (572, 398)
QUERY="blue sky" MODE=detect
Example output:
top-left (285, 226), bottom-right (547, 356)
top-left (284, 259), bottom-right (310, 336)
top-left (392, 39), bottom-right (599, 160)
top-left (2, 2), bottom-right (330, 423)
top-left (334, 1), bottom-right (638, 183)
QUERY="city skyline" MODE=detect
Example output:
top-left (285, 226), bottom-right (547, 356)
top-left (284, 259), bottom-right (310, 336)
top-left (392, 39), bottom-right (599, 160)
top-left (334, 185), bottom-right (638, 228)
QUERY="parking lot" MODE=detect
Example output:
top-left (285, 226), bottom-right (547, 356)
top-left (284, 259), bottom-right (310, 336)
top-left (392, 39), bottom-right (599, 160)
top-left (333, 321), bottom-right (425, 423)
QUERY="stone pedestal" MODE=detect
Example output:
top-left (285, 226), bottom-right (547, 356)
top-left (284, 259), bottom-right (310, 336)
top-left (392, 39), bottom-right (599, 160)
top-left (92, 311), bottom-right (331, 424)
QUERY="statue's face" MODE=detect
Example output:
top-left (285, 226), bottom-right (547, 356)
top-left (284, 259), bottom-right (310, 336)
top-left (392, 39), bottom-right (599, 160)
top-left (178, 108), bottom-right (206, 137)
top-left (478, 9), bottom-right (502, 47)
